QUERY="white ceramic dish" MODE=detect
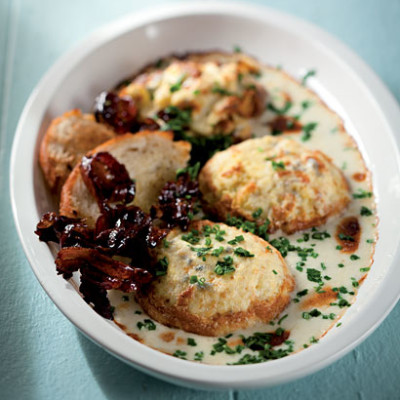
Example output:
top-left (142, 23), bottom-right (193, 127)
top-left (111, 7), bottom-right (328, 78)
top-left (10, 2), bottom-right (400, 390)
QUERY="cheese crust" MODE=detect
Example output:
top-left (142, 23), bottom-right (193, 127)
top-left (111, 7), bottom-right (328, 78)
top-left (136, 220), bottom-right (295, 336)
top-left (119, 52), bottom-right (267, 140)
top-left (199, 136), bottom-right (351, 234)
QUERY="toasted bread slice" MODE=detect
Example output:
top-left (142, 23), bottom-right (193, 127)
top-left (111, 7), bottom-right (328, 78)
top-left (39, 109), bottom-right (116, 194)
top-left (60, 131), bottom-right (191, 227)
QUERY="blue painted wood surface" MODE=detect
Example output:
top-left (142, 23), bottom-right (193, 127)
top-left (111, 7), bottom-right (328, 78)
top-left (1, 0), bottom-right (399, 398)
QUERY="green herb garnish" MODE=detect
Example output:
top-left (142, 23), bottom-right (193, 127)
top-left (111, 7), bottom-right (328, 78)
top-left (176, 161), bottom-right (201, 180)
top-left (301, 122), bottom-right (318, 142)
top-left (301, 69), bottom-right (316, 85)
top-left (252, 208), bottom-right (263, 219)
top-left (360, 206), bottom-right (373, 216)
top-left (267, 101), bottom-right (292, 115)
top-left (155, 257), bottom-right (168, 276)
top-left (170, 75), bottom-right (186, 93)
top-left (271, 160), bottom-right (285, 170)
top-left (353, 189), bottom-right (372, 199)
top-left (137, 319), bottom-right (156, 331)
top-left (212, 86), bottom-right (234, 96)
top-left (234, 247), bottom-right (254, 257)
top-left (214, 256), bottom-right (235, 275)
top-left (307, 268), bottom-right (322, 283)
top-left (173, 350), bottom-right (187, 359)
top-left (194, 351), bottom-right (204, 361)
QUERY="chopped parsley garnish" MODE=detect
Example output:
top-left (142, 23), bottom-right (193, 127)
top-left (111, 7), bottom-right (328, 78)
top-left (234, 247), bottom-right (254, 257)
top-left (177, 133), bottom-right (233, 166)
top-left (122, 295), bottom-right (129, 302)
top-left (336, 245), bottom-right (343, 250)
top-left (252, 208), bottom-right (263, 219)
top-left (211, 86), bottom-right (234, 96)
top-left (315, 285), bottom-right (326, 294)
top-left (269, 237), bottom-right (318, 260)
top-left (170, 75), bottom-right (186, 93)
top-left (176, 162), bottom-right (201, 180)
top-left (187, 338), bottom-right (197, 346)
top-left (163, 239), bottom-right (171, 248)
top-left (301, 69), bottom-right (316, 85)
top-left (271, 160), bottom-right (286, 171)
top-left (214, 256), bottom-right (235, 275)
top-left (306, 268), bottom-right (322, 283)
top-left (160, 106), bottom-right (191, 135)
top-left (338, 233), bottom-right (355, 242)
top-left (267, 100), bottom-right (292, 115)
top-left (311, 230), bottom-right (331, 240)
top-left (211, 246), bottom-right (224, 257)
top-left (134, 310), bottom-right (142, 315)
top-left (302, 309), bottom-right (321, 320)
top-left (189, 275), bottom-right (206, 287)
top-left (338, 263), bottom-right (344, 268)
top-left (297, 233), bottom-right (310, 243)
top-left (229, 330), bottom-right (293, 364)
top-left (181, 230), bottom-right (200, 244)
top-left (193, 89), bottom-right (200, 96)
top-left (228, 235), bottom-right (245, 246)
top-left (272, 269), bottom-right (278, 275)
top-left (194, 351), bottom-right (204, 361)
top-left (353, 189), bottom-right (372, 199)
top-left (189, 246), bottom-right (212, 258)
top-left (360, 206), bottom-right (373, 216)
top-left (297, 289), bottom-right (308, 297)
top-left (351, 277), bottom-right (359, 288)
top-left (233, 45), bottom-right (242, 53)
top-left (155, 257), bottom-right (168, 276)
top-left (301, 122), bottom-right (318, 142)
top-left (338, 299), bottom-right (350, 308)
top-left (366, 239), bottom-right (375, 244)
top-left (226, 214), bottom-right (270, 241)
top-left (350, 254), bottom-right (360, 261)
top-left (268, 237), bottom-right (293, 257)
top-left (278, 314), bottom-right (288, 325)
top-left (360, 267), bottom-right (370, 272)
top-left (210, 337), bottom-right (242, 356)
top-left (137, 319), bottom-right (156, 331)
top-left (173, 350), bottom-right (187, 359)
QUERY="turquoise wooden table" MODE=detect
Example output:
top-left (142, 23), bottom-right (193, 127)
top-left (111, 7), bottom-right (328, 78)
top-left (1, 0), bottom-right (399, 398)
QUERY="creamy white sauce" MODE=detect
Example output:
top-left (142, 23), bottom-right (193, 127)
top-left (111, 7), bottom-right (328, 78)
top-left (110, 65), bottom-right (377, 365)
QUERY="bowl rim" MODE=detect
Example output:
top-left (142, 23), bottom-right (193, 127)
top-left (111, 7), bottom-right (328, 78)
top-left (9, 1), bottom-right (400, 389)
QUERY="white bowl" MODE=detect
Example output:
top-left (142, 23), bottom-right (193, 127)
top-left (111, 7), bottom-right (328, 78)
top-left (10, 2), bottom-right (400, 390)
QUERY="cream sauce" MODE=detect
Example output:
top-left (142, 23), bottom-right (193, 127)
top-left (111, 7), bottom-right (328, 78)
top-left (110, 65), bottom-right (377, 365)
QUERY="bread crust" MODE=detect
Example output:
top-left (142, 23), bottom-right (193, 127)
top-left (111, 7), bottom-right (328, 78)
top-left (60, 130), bottom-right (191, 226)
top-left (136, 220), bottom-right (295, 337)
top-left (39, 109), bottom-right (116, 194)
